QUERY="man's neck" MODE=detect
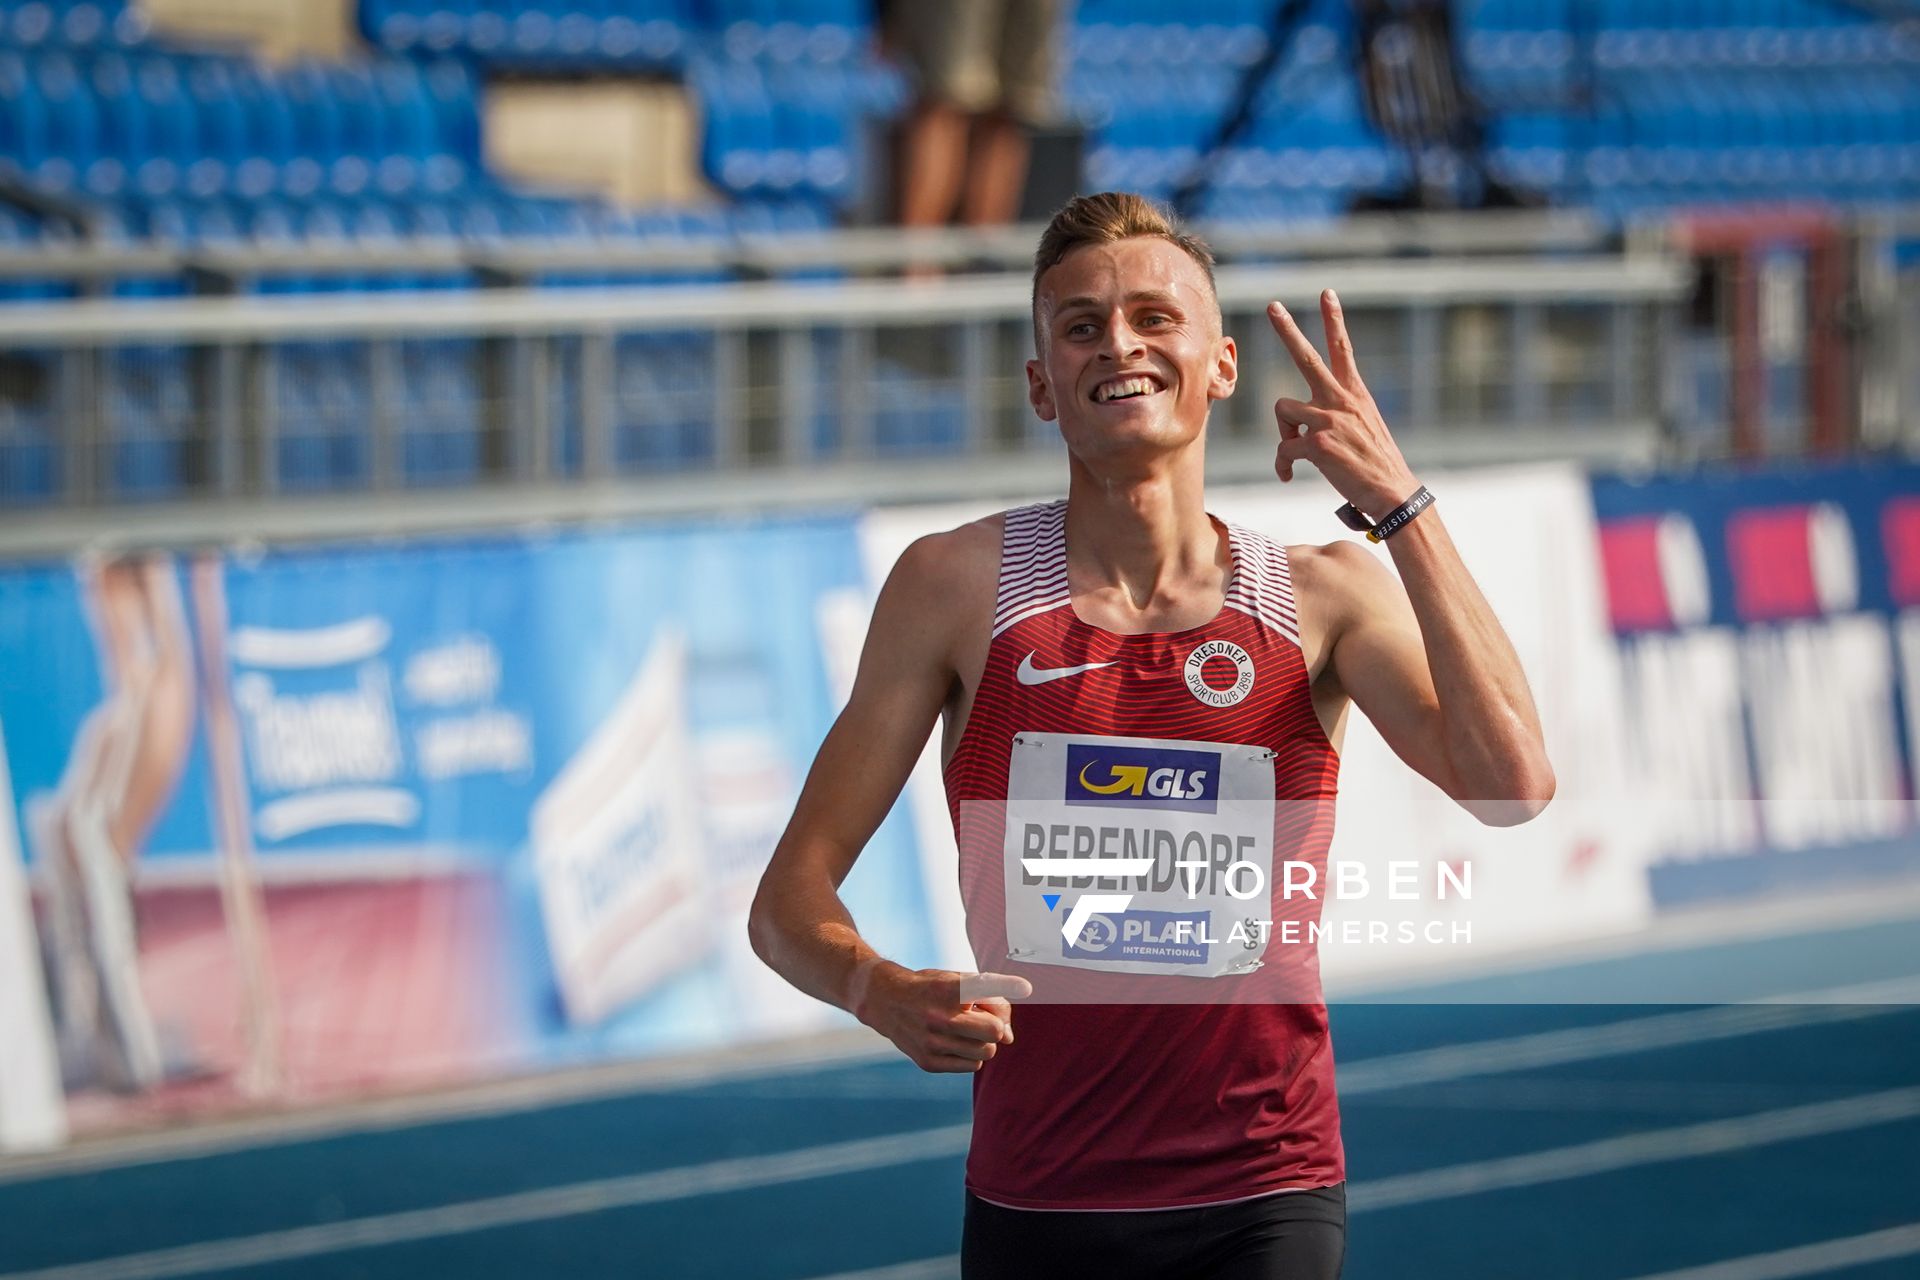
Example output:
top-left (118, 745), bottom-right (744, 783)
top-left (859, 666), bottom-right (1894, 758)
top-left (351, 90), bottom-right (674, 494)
top-left (1062, 447), bottom-right (1224, 613)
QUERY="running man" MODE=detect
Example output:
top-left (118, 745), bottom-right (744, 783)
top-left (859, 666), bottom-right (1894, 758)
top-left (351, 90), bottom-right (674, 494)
top-left (749, 192), bottom-right (1555, 1278)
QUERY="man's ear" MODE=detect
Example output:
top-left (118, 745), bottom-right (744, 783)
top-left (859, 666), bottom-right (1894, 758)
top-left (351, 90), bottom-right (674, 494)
top-left (1208, 335), bottom-right (1239, 402)
top-left (1027, 357), bottom-right (1057, 422)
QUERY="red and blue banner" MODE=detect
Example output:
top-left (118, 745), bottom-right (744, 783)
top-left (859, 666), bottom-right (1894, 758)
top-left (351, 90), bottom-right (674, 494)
top-left (1591, 460), bottom-right (1920, 904)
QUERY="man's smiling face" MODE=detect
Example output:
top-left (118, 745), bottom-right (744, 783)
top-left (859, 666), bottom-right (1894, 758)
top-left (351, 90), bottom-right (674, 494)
top-left (1027, 236), bottom-right (1238, 464)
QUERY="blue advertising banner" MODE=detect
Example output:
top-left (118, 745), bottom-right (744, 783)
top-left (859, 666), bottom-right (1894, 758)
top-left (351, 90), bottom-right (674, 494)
top-left (0, 514), bottom-right (937, 1139)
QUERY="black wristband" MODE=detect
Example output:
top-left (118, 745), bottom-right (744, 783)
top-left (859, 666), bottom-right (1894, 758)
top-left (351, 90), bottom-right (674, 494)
top-left (1334, 486), bottom-right (1434, 543)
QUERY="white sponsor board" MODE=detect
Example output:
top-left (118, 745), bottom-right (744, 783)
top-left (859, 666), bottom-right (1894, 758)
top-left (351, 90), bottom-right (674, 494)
top-left (1620, 614), bottom-right (1909, 865)
top-left (1215, 468), bottom-right (1653, 984)
top-left (0, 713), bottom-right (67, 1152)
top-left (857, 465), bottom-right (1652, 989)
top-left (531, 631), bottom-right (714, 1026)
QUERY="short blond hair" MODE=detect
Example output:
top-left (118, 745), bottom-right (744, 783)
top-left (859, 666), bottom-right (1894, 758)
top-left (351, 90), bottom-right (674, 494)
top-left (1030, 192), bottom-right (1218, 347)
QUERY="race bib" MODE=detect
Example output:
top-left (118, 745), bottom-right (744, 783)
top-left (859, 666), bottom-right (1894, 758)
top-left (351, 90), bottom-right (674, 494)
top-left (1002, 731), bottom-right (1277, 979)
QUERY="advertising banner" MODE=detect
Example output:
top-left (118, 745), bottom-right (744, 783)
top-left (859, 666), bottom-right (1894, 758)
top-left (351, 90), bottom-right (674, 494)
top-left (0, 714), bottom-right (64, 1153)
top-left (861, 464), bottom-right (1654, 997)
top-left (0, 516), bottom-right (936, 1147)
top-left (3, 457), bottom-right (1913, 1150)
top-left (1591, 460), bottom-right (1920, 906)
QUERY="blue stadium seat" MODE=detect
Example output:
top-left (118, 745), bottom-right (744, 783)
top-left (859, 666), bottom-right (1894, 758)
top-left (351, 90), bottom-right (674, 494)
top-left (361, 0), bottom-right (689, 69)
top-left (613, 332), bottom-right (714, 469)
top-left (1, 0), bottom-right (1917, 507)
top-left (0, 386), bottom-right (58, 499)
top-left (400, 338), bottom-right (481, 484)
top-left (277, 341), bottom-right (374, 490)
top-left (871, 356), bottom-right (964, 457)
top-left (106, 346), bottom-right (191, 498)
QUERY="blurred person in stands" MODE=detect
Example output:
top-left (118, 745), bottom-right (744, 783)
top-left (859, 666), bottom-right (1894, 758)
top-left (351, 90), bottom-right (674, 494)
top-left (751, 192), bottom-right (1553, 1277)
top-left (885, 0), bottom-right (1065, 238)
top-left (30, 554), bottom-right (195, 1092)
top-left (1350, 0), bottom-right (1539, 210)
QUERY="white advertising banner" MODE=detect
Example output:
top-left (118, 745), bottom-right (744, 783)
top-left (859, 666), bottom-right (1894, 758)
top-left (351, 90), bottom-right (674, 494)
top-left (1209, 468), bottom-right (1655, 989)
top-left (858, 465), bottom-right (1652, 994)
top-left (531, 630), bottom-right (714, 1026)
top-left (0, 713), bottom-right (66, 1153)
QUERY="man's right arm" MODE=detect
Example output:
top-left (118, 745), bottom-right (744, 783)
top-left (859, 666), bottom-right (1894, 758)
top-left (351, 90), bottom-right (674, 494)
top-left (747, 525), bottom-right (1028, 1073)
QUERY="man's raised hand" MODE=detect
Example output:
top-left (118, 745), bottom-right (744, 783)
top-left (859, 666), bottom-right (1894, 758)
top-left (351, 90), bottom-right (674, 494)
top-left (1268, 289), bottom-right (1422, 520)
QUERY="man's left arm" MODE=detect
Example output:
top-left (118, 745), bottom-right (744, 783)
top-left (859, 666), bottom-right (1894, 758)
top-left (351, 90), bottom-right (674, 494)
top-left (1270, 290), bottom-right (1556, 826)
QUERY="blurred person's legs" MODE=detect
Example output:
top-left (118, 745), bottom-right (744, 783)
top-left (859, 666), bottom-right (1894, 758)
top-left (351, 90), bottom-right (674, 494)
top-left (898, 98), bottom-right (973, 231)
top-left (36, 704), bottom-right (165, 1090)
top-left (97, 557), bottom-right (197, 860)
top-left (32, 555), bottom-right (195, 1091)
top-left (64, 788), bottom-right (161, 1090)
top-left (959, 111), bottom-right (1030, 228)
top-left (31, 785), bottom-right (100, 1073)
top-left (962, 0), bottom-right (1057, 226)
top-left (893, 0), bottom-right (1061, 234)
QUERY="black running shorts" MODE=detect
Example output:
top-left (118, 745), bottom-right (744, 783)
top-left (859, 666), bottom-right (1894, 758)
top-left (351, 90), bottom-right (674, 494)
top-left (961, 1183), bottom-right (1347, 1279)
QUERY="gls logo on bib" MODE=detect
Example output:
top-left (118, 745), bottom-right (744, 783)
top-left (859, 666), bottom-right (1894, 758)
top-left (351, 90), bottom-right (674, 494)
top-left (1064, 743), bottom-right (1221, 814)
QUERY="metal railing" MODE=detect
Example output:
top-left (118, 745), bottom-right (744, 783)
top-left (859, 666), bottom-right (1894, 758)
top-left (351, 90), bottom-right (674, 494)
top-left (0, 247), bottom-right (1692, 553)
top-left (0, 209), bottom-right (1618, 292)
top-left (0, 247), bottom-right (1692, 551)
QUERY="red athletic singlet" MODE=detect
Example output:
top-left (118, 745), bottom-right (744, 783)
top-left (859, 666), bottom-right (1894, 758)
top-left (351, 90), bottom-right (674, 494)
top-left (943, 499), bottom-right (1345, 1211)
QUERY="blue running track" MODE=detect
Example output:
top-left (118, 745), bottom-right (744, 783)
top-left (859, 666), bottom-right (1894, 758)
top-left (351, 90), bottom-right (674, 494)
top-left (3, 903), bottom-right (1918, 1280)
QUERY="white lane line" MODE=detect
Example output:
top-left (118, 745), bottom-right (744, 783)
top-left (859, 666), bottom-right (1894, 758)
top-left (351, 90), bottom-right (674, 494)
top-left (1349, 1085), bottom-right (1920, 1211)
top-left (0, 1124), bottom-right (972, 1280)
top-left (17, 1085), bottom-right (1920, 1280)
top-left (13, 974), bottom-right (1915, 1186)
top-left (1621, 1222), bottom-right (1920, 1280)
top-left (0, 988), bottom-right (1908, 1272)
top-left (1339, 977), bottom-right (1920, 1098)
top-left (0, 1027), bottom-right (898, 1186)
top-left (799, 1097), bottom-right (1920, 1280)
top-left (661, 989), bottom-right (1918, 1107)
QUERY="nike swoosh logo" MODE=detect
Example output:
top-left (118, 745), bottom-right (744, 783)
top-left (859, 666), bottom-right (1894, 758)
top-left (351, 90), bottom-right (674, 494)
top-left (1016, 653), bottom-right (1119, 685)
